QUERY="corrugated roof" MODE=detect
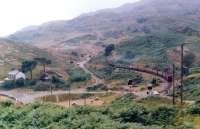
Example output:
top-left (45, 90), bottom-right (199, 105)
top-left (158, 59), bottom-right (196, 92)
top-left (8, 70), bottom-right (19, 75)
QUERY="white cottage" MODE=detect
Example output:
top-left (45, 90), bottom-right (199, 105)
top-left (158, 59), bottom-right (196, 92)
top-left (5, 70), bottom-right (26, 81)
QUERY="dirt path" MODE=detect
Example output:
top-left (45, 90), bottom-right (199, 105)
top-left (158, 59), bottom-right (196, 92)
top-left (78, 57), bottom-right (104, 86)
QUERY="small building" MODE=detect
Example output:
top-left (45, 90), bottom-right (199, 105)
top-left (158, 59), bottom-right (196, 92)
top-left (147, 86), bottom-right (160, 96)
top-left (5, 70), bottom-right (26, 81)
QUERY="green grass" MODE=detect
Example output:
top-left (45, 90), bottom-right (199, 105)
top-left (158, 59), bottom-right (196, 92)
top-left (0, 64), bottom-right (13, 79)
top-left (89, 32), bottom-right (185, 80)
top-left (138, 96), bottom-right (175, 108)
top-left (0, 95), bottom-right (200, 129)
top-left (183, 76), bottom-right (200, 100)
top-left (116, 33), bottom-right (184, 64)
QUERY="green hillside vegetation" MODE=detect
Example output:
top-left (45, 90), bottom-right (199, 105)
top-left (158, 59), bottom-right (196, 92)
top-left (89, 33), bottom-right (185, 79)
top-left (0, 57), bottom-right (91, 91)
top-left (0, 95), bottom-right (200, 129)
top-left (8, 0), bottom-right (200, 50)
top-left (184, 75), bottom-right (200, 100)
top-left (0, 39), bottom-right (60, 80)
top-left (1, 68), bottom-right (91, 91)
top-left (116, 33), bottom-right (184, 63)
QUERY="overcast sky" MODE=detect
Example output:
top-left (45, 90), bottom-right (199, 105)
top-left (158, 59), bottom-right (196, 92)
top-left (0, 0), bottom-right (139, 37)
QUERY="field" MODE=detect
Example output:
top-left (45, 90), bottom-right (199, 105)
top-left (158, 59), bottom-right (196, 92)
top-left (37, 92), bottom-right (121, 108)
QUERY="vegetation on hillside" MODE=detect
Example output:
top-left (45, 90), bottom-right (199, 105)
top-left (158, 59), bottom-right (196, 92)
top-left (89, 33), bottom-right (184, 79)
top-left (0, 95), bottom-right (199, 129)
top-left (183, 76), bottom-right (200, 100)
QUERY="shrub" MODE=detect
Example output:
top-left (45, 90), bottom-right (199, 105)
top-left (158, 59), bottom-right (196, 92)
top-left (187, 104), bottom-right (200, 115)
top-left (104, 44), bottom-right (115, 56)
top-left (150, 106), bottom-right (178, 125)
top-left (33, 81), bottom-right (51, 91)
top-left (151, 78), bottom-right (160, 87)
top-left (51, 76), bottom-right (64, 85)
top-left (68, 69), bottom-right (91, 82)
top-left (0, 101), bottom-right (13, 107)
top-left (114, 93), bottom-right (135, 102)
top-left (1, 80), bottom-right (16, 89)
top-left (15, 78), bottom-right (25, 87)
top-left (112, 93), bottom-right (136, 108)
top-left (27, 79), bottom-right (37, 86)
top-left (117, 104), bottom-right (149, 124)
top-left (86, 84), bottom-right (108, 91)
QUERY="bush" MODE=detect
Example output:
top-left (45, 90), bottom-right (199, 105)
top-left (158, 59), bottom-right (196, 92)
top-left (70, 73), bottom-right (89, 82)
top-left (117, 104), bottom-right (178, 126)
top-left (183, 77), bottom-right (200, 100)
top-left (0, 101), bottom-right (13, 107)
top-left (0, 99), bottom-right (194, 129)
top-left (117, 104), bottom-right (149, 124)
top-left (104, 44), bottom-right (115, 56)
top-left (68, 69), bottom-right (91, 82)
top-left (150, 106), bottom-right (178, 125)
top-left (27, 79), bottom-right (37, 86)
top-left (151, 78), bottom-right (160, 87)
top-left (112, 93), bottom-right (136, 107)
top-left (115, 93), bottom-right (135, 102)
top-left (33, 81), bottom-right (51, 91)
top-left (51, 76), bottom-right (65, 85)
top-left (87, 84), bottom-right (108, 91)
top-left (15, 78), bottom-right (25, 87)
top-left (187, 104), bottom-right (200, 115)
top-left (1, 80), bottom-right (16, 89)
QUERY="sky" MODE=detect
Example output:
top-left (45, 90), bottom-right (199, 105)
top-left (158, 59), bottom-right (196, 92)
top-left (0, 0), bottom-right (139, 37)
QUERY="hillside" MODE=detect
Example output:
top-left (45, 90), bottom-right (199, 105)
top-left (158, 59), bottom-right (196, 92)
top-left (0, 38), bottom-right (60, 79)
top-left (9, 0), bottom-right (200, 50)
top-left (7, 0), bottom-right (200, 91)
top-left (1, 1), bottom-right (200, 128)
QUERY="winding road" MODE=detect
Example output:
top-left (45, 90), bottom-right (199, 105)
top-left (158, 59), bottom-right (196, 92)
top-left (78, 57), bottom-right (104, 86)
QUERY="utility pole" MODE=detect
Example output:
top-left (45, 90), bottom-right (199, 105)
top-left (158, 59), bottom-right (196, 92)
top-left (68, 85), bottom-right (71, 108)
top-left (50, 84), bottom-right (53, 95)
top-left (180, 44), bottom-right (184, 105)
top-left (172, 64), bottom-right (175, 105)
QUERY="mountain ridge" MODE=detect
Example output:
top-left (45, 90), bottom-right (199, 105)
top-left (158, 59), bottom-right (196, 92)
top-left (8, 0), bottom-right (200, 51)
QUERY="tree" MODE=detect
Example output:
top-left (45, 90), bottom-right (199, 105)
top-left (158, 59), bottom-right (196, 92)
top-left (34, 57), bottom-right (52, 73)
top-left (183, 53), bottom-right (196, 68)
top-left (104, 44), bottom-right (115, 56)
top-left (183, 53), bottom-right (196, 75)
top-left (151, 78), bottom-right (160, 87)
top-left (50, 75), bottom-right (65, 94)
top-left (21, 60), bottom-right (37, 80)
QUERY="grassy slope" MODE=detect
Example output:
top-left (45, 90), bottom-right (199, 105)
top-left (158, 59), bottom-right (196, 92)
top-left (89, 32), bottom-right (200, 99)
top-left (184, 75), bottom-right (200, 100)
top-left (89, 32), bottom-right (185, 78)
top-left (0, 96), bottom-right (199, 129)
top-left (0, 39), bottom-right (56, 79)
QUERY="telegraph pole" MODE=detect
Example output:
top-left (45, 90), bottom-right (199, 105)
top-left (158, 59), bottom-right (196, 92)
top-left (180, 44), bottom-right (184, 105)
top-left (172, 64), bottom-right (175, 105)
top-left (68, 85), bottom-right (71, 108)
